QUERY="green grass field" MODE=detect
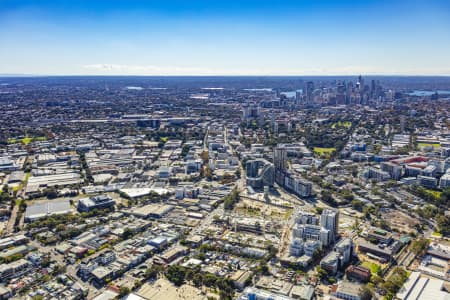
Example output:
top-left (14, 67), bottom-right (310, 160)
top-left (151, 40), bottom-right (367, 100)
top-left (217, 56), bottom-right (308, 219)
top-left (361, 261), bottom-right (381, 274)
top-left (431, 232), bottom-right (443, 238)
top-left (424, 188), bottom-right (442, 199)
top-left (417, 142), bottom-right (440, 149)
top-left (331, 121), bottom-right (352, 129)
top-left (314, 147), bottom-right (336, 157)
top-left (8, 136), bottom-right (47, 145)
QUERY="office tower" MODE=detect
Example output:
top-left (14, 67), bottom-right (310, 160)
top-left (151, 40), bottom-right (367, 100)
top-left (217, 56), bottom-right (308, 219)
top-left (400, 115), bottom-right (405, 133)
top-left (295, 90), bottom-right (302, 103)
top-left (336, 82), bottom-right (347, 104)
top-left (371, 79), bottom-right (376, 97)
top-left (304, 81), bottom-right (314, 104)
top-left (357, 75), bottom-right (363, 90)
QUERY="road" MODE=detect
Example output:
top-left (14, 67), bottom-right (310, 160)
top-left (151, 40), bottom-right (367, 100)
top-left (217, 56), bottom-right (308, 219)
top-left (6, 203), bottom-right (19, 234)
top-left (203, 126), bottom-right (209, 151)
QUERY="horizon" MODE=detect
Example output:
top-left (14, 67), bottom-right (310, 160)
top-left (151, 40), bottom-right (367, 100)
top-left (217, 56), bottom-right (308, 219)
top-left (2, 74), bottom-right (450, 78)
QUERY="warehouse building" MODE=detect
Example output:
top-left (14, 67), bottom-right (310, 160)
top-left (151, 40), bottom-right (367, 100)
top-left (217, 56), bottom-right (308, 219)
top-left (25, 200), bottom-right (72, 222)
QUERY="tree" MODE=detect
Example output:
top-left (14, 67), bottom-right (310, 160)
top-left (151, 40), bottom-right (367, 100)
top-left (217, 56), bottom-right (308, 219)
top-left (193, 273), bottom-right (203, 287)
top-left (316, 266), bottom-right (328, 281)
top-left (145, 265), bottom-right (164, 280)
top-left (436, 214), bottom-right (450, 236)
top-left (256, 262), bottom-right (270, 275)
top-left (53, 264), bottom-right (67, 275)
top-left (133, 280), bottom-right (142, 290)
top-left (122, 227), bottom-right (133, 240)
top-left (351, 199), bottom-right (364, 211)
top-left (360, 285), bottom-right (373, 300)
top-left (166, 265), bottom-right (186, 286)
top-left (0, 185), bottom-right (12, 203)
top-left (410, 238), bottom-right (430, 255)
top-left (118, 286), bottom-right (130, 298)
top-left (223, 188), bottom-right (240, 210)
top-left (44, 187), bottom-right (58, 199)
top-left (381, 267), bottom-right (408, 298)
top-left (321, 190), bottom-right (335, 206)
top-left (181, 145), bottom-right (191, 157)
top-left (266, 243), bottom-right (278, 258)
top-left (312, 249), bottom-right (322, 261)
top-left (340, 189), bottom-right (354, 201)
top-left (370, 274), bottom-right (383, 285)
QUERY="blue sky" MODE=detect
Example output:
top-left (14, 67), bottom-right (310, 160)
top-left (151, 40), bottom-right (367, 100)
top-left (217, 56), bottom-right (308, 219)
top-left (0, 0), bottom-right (449, 75)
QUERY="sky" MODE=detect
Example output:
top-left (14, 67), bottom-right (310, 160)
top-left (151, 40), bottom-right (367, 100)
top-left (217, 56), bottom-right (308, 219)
top-left (0, 0), bottom-right (450, 76)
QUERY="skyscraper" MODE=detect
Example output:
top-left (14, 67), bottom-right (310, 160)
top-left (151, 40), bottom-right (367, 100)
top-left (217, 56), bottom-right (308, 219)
top-left (304, 81), bottom-right (314, 104)
top-left (295, 90), bottom-right (302, 103)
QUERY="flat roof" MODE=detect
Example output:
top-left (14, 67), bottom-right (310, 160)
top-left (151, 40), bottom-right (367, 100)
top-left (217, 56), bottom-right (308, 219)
top-left (25, 200), bottom-right (71, 220)
top-left (397, 271), bottom-right (448, 300)
top-left (130, 204), bottom-right (174, 218)
top-left (92, 290), bottom-right (118, 300)
top-left (120, 187), bottom-right (169, 198)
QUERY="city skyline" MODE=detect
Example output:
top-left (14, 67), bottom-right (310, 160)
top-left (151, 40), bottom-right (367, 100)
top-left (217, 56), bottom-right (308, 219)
top-left (1, 0), bottom-right (450, 76)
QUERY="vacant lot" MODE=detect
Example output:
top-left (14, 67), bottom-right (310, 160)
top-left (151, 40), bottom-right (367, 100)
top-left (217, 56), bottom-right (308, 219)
top-left (136, 278), bottom-right (209, 300)
top-left (383, 210), bottom-right (420, 233)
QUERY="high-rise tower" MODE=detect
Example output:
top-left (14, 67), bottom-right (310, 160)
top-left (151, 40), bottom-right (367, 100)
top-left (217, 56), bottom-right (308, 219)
top-left (320, 209), bottom-right (339, 239)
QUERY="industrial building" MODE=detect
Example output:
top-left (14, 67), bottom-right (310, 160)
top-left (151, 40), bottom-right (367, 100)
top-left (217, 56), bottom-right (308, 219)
top-left (77, 195), bottom-right (116, 212)
top-left (397, 271), bottom-right (449, 300)
top-left (25, 200), bottom-right (72, 222)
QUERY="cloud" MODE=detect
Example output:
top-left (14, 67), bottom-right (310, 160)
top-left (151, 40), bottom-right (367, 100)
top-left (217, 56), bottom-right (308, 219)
top-left (82, 64), bottom-right (450, 76)
top-left (83, 64), bottom-right (214, 75)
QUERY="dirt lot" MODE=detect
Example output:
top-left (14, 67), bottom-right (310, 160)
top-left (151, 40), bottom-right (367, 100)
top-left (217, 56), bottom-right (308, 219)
top-left (383, 210), bottom-right (419, 233)
top-left (234, 198), bottom-right (292, 221)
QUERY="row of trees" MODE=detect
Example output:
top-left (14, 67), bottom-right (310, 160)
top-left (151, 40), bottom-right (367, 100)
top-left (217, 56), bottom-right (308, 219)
top-left (409, 186), bottom-right (450, 236)
top-left (409, 186), bottom-right (450, 208)
top-left (223, 188), bottom-right (240, 210)
top-left (380, 267), bottom-right (409, 299)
